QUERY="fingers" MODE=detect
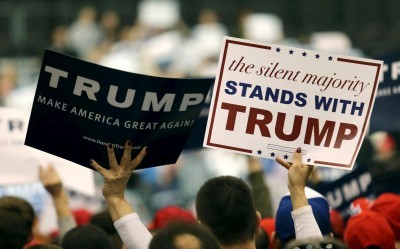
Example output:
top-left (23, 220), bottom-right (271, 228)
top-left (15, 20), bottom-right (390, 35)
top-left (293, 147), bottom-right (302, 165)
top-left (47, 164), bottom-right (56, 175)
top-left (130, 146), bottom-right (147, 171)
top-left (276, 156), bottom-right (291, 170)
top-left (306, 164), bottom-right (314, 176)
top-left (107, 143), bottom-right (118, 170)
top-left (90, 159), bottom-right (107, 177)
top-left (276, 147), bottom-right (302, 170)
top-left (120, 140), bottom-right (132, 165)
top-left (39, 165), bottom-right (45, 181)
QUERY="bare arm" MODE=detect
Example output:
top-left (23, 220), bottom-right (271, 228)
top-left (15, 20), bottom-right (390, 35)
top-left (275, 147), bottom-right (313, 210)
top-left (39, 165), bottom-right (76, 240)
top-left (247, 156), bottom-right (273, 218)
top-left (276, 147), bottom-right (323, 240)
top-left (90, 140), bottom-right (152, 249)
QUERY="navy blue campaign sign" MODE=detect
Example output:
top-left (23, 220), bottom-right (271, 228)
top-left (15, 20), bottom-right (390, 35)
top-left (184, 83), bottom-right (213, 149)
top-left (370, 52), bottom-right (400, 133)
top-left (25, 50), bottom-right (213, 170)
top-left (313, 164), bottom-right (373, 219)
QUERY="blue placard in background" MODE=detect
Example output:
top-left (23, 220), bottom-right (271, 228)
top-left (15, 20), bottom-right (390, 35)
top-left (370, 52), bottom-right (400, 133)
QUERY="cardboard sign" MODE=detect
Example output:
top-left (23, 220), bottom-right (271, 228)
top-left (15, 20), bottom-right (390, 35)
top-left (25, 50), bottom-right (213, 170)
top-left (370, 52), bottom-right (400, 133)
top-left (0, 107), bottom-right (95, 196)
top-left (204, 36), bottom-right (383, 169)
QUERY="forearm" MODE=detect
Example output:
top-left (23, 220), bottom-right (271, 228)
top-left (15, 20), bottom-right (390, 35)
top-left (288, 185), bottom-right (308, 211)
top-left (52, 191), bottom-right (77, 241)
top-left (52, 191), bottom-right (72, 218)
top-left (289, 185), bottom-right (322, 240)
top-left (249, 171), bottom-right (273, 217)
top-left (105, 196), bottom-right (135, 222)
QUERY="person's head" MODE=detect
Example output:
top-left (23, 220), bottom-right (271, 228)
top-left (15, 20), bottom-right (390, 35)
top-left (329, 209), bottom-right (345, 241)
top-left (148, 205), bottom-right (196, 232)
top-left (0, 210), bottom-right (32, 249)
top-left (195, 175), bottom-right (261, 246)
top-left (0, 195), bottom-right (36, 229)
top-left (149, 221), bottom-right (220, 249)
top-left (369, 131), bottom-right (397, 160)
top-left (25, 244), bottom-right (63, 249)
top-left (370, 193), bottom-right (400, 241)
top-left (284, 236), bottom-right (347, 249)
top-left (0, 196), bottom-right (37, 247)
top-left (61, 224), bottom-right (113, 249)
top-left (274, 187), bottom-right (331, 248)
top-left (90, 209), bottom-right (123, 249)
top-left (72, 208), bottom-right (92, 225)
top-left (344, 210), bottom-right (395, 249)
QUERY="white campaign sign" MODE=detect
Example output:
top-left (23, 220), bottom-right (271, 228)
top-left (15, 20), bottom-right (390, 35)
top-left (0, 107), bottom-right (95, 196)
top-left (204, 36), bottom-right (383, 170)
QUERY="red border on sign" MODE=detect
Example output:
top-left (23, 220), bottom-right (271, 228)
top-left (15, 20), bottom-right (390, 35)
top-left (206, 39), bottom-right (271, 154)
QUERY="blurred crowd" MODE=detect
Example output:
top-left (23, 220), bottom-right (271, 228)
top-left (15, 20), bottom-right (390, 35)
top-left (0, 1), bottom-right (400, 249)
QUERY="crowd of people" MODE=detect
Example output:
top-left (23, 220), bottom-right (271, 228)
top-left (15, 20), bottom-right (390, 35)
top-left (0, 2), bottom-right (400, 249)
top-left (1, 140), bottom-right (399, 248)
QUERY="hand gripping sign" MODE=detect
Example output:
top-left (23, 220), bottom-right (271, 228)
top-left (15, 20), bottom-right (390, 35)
top-left (204, 37), bottom-right (383, 169)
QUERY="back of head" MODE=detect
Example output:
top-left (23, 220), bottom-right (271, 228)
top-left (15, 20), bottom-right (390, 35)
top-left (148, 205), bottom-right (196, 231)
top-left (344, 210), bottom-right (395, 249)
top-left (0, 195), bottom-right (35, 229)
top-left (275, 187), bottom-right (331, 246)
top-left (72, 208), bottom-right (92, 225)
top-left (284, 236), bottom-right (348, 249)
top-left (90, 209), bottom-right (123, 249)
top-left (0, 210), bottom-right (32, 249)
top-left (195, 175), bottom-right (258, 246)
top-left (61, 224), bottom-right (113, 249)
top-left (149, 221), bottom-right (219, 249)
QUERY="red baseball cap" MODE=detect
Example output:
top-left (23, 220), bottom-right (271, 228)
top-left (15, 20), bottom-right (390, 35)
top-left (147, 205), bottom-right (196, 231)
top-left (259, 217), bottom-right (275, 249)
top-left (329, 209), bottom-right (345, 239)
top-left (370, 193), bottom-right (400, 240)
top-left (72, 208), bottom-right (92, 225)
top-left (344, 210), bottom-right (395, 249)
top-left (350, 197), bottom-right (371, 214)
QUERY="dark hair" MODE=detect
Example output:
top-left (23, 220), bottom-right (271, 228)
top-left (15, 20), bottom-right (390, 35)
top-left (195, 176), bottom-right (258, 246)
top-left (61, 224), bottom-right (113, 249)
top-left (0, 210), bottom-right (32, 249)
top-left (0, 196), bottom-right (36, 228)
top-left (25, 244), bottom-right (63, 249)
top-left (149, 221), bottom-right (219, 249)
top-left (284, 237), bottom-right (348, 249)
top-left (255, 228), bottom-right (270, 249)
top-left (90, 210), bottom-right (122, 249)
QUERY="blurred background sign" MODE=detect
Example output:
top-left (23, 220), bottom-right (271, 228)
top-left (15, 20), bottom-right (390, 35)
top-left (369, 52), bottom-right (400, 133)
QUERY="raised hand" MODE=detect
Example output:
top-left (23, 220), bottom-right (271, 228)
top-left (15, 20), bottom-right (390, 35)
top-left (39, 164), bottom-right (63, 198)
top-left (275, 147), bottom-right (314, 210)
top-left (90, 140), bottom-right (147, 200)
